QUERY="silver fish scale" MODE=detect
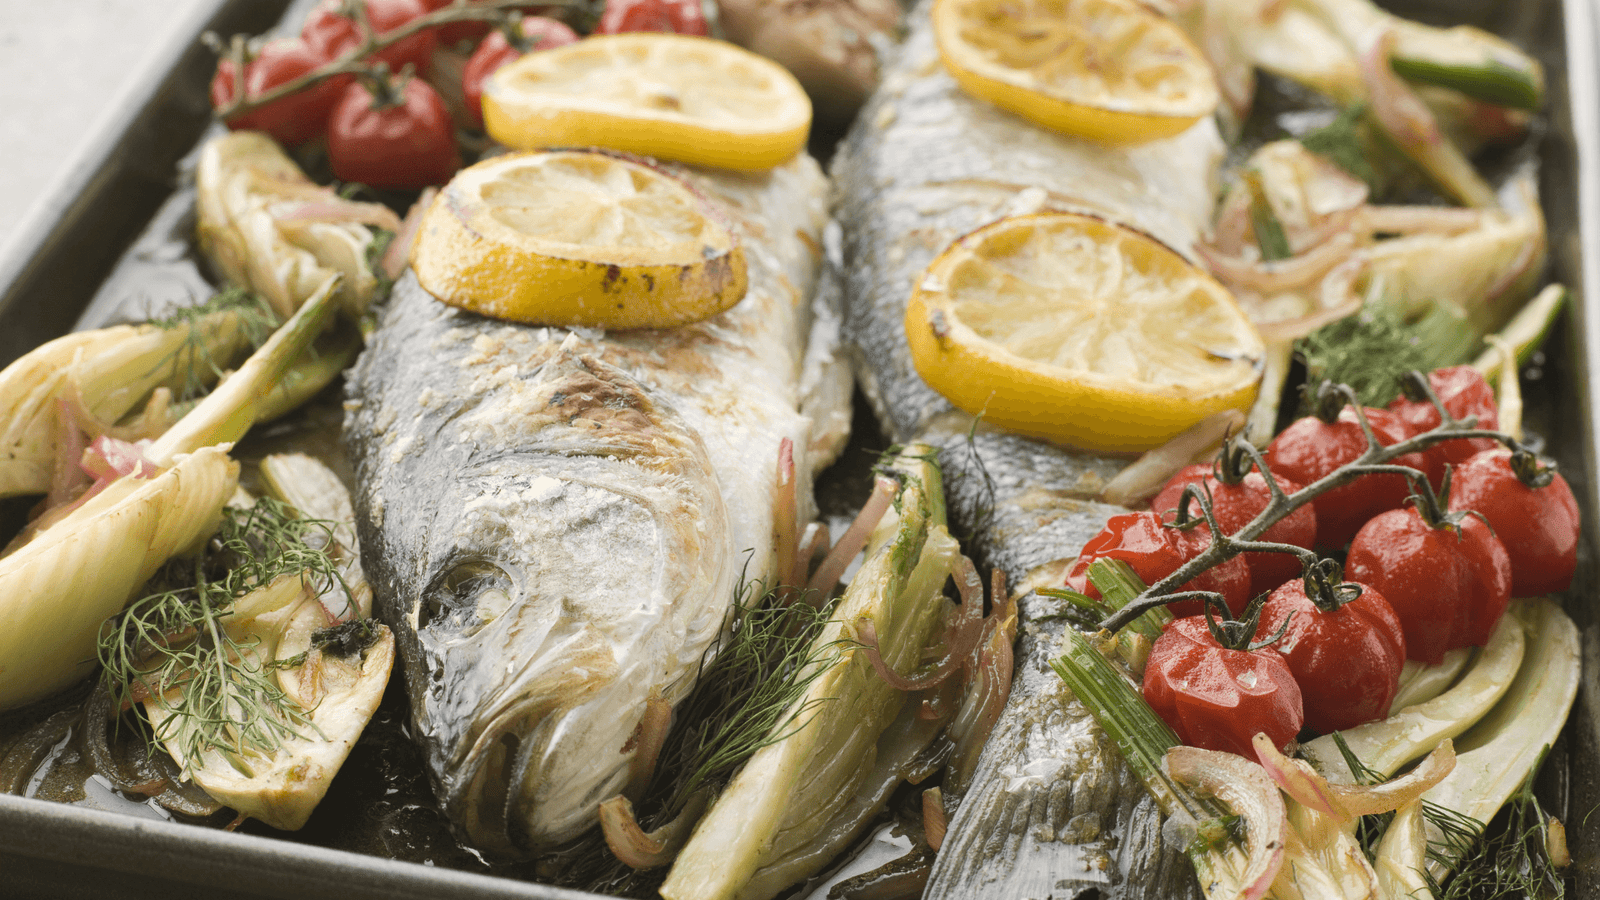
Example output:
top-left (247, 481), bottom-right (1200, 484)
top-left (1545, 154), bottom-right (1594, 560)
top-left (830, 3), bottom-right (1221, 897)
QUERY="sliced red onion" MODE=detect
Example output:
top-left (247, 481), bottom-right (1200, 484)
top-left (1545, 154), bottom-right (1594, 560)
top-left (1166, 745), bottom-right (1287, 900)
top-left (380, 187), bottom-right (436, 282)
top-left (806, 475), bottom-right (897, 599)
top-left (1197, 232), bottom-right (1356, 295)
top-left (599, 791), bottom-right (708, 869)
top-left (772, 438), bottom-right (799, 594)
top-left (857, 553), bottom-right (981, 692)
top-left (622, 692), bottom-right (673, 802)
top-left (46, 399), bottom-right (90, 510)
top-left (82, 435), bottom-right (159, 481)
top-left (945, 568), bottom-right (1017, 796)
top-left (271, 192), bottom-right (403, 233)
top-left (1253, 733), bottom-right (1455, 821)
top-left (1355, 205), bottom-right (1485, 237)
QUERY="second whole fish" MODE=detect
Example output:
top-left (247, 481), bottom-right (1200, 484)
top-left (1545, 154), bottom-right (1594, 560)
top-left (344, 155), bottom-right (850, 857)
top-left (829, 4), bottom-right (1235, 897)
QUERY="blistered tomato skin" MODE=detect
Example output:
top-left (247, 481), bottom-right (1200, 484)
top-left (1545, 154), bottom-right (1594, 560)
top-left (1387, 366), bottom-right (1500, 486)
top-left (1256, 578), bottom-right (1405, 734)
top-left (210, 39), bottom-right (349, 147)
top-left (1449, 448), bottom-right (1580, 596)
top-left (596, 0), bottom-right (711, 35)
top-left (1142, 616), bottom-right (1303, 757)
top-left (1264, 405), bottom-right (1426, 549)
top-left (1345, 507), bottom-right (1511, 665)
top-left (1063, 511), bottom-right (1252, 617)
top-left (1151, 464), bottom-right (1317, 595)
top-left (461, 18), bottom-right (580, 129)
top-left (303, 0), bottom-right (437, 75)
top-left (328, 77), bottom-right (461, 190)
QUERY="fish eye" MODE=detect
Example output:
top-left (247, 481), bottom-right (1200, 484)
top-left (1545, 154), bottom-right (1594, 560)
top-left (419, 558), bottom-right (517, 636)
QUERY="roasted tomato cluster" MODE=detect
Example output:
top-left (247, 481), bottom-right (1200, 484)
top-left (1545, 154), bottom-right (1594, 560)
top-left (207, 0), bottom-right (703, 190)
top-left (1073, 367), bottom-right (1579, 756)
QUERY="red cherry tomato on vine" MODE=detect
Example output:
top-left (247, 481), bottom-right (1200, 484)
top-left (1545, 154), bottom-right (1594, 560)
top-left (210, 38), bottom-right (348, 147)
top-left (460, 17), bottom-right (579, 129)
top-left (328, 76), bottom-right (461, 190)
top-left (596, 0), bottom-right (710, 35)
top-left (1151, 464), bottom-right (1317, 596)
top-left (304, 0), bottom-right (437, 75)
top-left (1264, 403), bottom-right (1426, 549)
top-left (1386, 366), bottom-right (1500, 486)
top-left (1449, 447), bottom-right (1580, 596)
top-left (1255, 574), bottom-right (1404, 734)
top-left (1064, 511), bottom-right (1252, 618)
top-left (1142, 615), bottom-right (1303, 757)
top-left (1345, 504), bottom-right (1511, 665)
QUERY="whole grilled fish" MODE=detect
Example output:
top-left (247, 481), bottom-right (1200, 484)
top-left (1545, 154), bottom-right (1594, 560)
top-left (830, 5), bottom-right (1228, 898)
top-left (345, 155), bottom-right (849, 857)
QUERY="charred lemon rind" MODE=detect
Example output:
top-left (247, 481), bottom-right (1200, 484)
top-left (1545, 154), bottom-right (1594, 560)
top-left (906, 212), bottom-right (1264, 453)
top-left (411, 150), bottom-right (750, 330)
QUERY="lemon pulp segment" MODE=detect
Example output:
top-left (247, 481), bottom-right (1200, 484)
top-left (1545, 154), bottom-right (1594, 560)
top-left (411, 150), bottom-right (748, 329)
top-left (906, 213), bottom-right (1264, 452)
top-left (933, 0), bottom-right (1219, 143)
top-left (483, 34), bottom-right (812, 171)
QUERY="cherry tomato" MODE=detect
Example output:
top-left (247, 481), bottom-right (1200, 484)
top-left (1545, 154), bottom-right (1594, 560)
top-left (1264, 391), bottom-right (1426, 549)
top-left (1142, 613), bottom-right (1303, 757)
top-left (303, 0), bottom-right (437, 75)
top-left (1151, 463), bottom-right (1317, 596)
top-left (1345, 499), bottom-right (1511, 665)
top-left (460, 17), bottom-right (579, 129)
top-left (210, 38), bottom-right (349, 147)
top-left (328, 75), bottom-right (461, 190)
top-left (1064, 511), bottom-right (1252, 618)
top-left (596, 0), bottom-right (710, 35)
top-left (1386, 366), bottom-right (1500, 486)
top-left (1449, 447), bottom-right (1580, 596)
top-left (1255, 571), bottom-right (1404, 734)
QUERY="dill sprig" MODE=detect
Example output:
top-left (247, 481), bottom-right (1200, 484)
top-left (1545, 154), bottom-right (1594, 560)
top-left (149, 288), bottom-right (280, 403)
top-left (1427, 755), bottom-right (1567, 900)
top-left (96, 497), bottom-right (352, 775)
top-left (552, 577), bottom-right (840, 896)
top-left (1295, 300), bottom-right (1476, 408)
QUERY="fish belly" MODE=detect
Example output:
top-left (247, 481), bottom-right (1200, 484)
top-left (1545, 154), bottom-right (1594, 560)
top-left (345, 154), bottom-right (844, 856)
top-left (830, 5), bottom-right (1222, 898)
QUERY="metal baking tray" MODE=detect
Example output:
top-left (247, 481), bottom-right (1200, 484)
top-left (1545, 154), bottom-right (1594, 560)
top-left (1, 0), bottom-right (1597, 897)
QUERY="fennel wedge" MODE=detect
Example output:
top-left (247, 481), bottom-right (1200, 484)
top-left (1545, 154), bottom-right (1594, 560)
top-left (661, 445), bottom-right (958, 900)
top-left (0, 278), bottom-right (339, 710)
top-left (127, 461), bottom-right (393, 832)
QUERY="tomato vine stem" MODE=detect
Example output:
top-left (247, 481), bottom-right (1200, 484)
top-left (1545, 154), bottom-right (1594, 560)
top-left (1099, 379), bottom-right (1524, 633)
top-left (209, 0), bottom-right (590, 123)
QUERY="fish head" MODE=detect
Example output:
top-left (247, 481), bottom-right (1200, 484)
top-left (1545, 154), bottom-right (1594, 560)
top-left (380, 346), bottom-right (733, 856)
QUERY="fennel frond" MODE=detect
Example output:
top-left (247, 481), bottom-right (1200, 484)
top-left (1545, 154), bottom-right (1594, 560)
top-left (96, 497), bottom-right (351, 773)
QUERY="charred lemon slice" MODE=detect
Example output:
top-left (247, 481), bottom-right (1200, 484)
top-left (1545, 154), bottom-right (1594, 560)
top-left (932, 0), bottom-right (1219, 143)
top-left (482, 33), bottom-right (811, 172)
top-left (411, 150), bottom-right (747, 329)
top-left (906, 213), bottom-right (1264, 453)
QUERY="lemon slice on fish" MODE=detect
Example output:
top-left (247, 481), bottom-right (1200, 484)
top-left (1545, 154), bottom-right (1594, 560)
top-left (411, 150), bottom-right (748, 329)
top-left (482, 33), bottom-right (811, 171)
top-left (932, 0), bottom-right (1219, 143)
top-left (905, 213), bottom-right (1264, 453)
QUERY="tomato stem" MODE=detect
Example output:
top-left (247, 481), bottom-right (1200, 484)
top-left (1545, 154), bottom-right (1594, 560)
top-left (210, 0), bottom-right (589, 124)
top-left (1099, 372), bottom-right (1528, 634)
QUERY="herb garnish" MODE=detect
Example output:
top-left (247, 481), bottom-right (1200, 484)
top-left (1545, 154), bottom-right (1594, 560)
top-left (96, 497), bottom-right (352, 774)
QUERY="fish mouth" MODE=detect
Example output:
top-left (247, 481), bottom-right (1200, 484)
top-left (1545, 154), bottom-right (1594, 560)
top-left (433, 632), bottom-right (627, 856)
